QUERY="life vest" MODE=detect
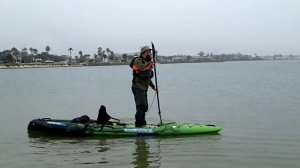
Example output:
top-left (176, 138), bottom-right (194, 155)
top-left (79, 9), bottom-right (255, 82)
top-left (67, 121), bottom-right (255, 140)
top-left (129, 57), bottom-right (154, 79)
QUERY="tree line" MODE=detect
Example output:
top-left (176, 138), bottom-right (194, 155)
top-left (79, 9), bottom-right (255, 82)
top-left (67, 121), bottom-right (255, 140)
top-left (68, 47), bottom-right (116, 63)
top-left (1, 46), bottom-right (297, 65)
top-left (0, 45), bottom-right (116, 64)
top-left (196, 51), bottom-right (263, 62)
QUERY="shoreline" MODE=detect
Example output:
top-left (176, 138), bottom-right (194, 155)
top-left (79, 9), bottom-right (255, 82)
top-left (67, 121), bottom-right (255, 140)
top-left (0, 59), bottom-right (295, 69)
top-left (0, 64), bottom-right (71, 69)
top-left (0, 62), bottom-right (130, 69)
top-left (0, 62), bottom-right (205, 69)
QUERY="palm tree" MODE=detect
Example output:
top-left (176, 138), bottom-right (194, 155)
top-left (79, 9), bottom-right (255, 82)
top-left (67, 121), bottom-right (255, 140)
top-left (94, 54), bottom-right (98, 62)
top-left (29, 48), bottom-right (34, 55)
top-left (78, 50), bottom-right (83, 57)
top-left (84, 54), bottom-right (90, 62)
top-left (75, 56), bottom-right (79, 63)
top-left (97, 47), bottom-right (102, 62)
top-left (122, 54), bottom-right (128, 62)
top-left (32, 49), bottom-right (38, 55)
top-left (11, 47), bottom-right (19, 63)
top-left (68, 48), bottom-right (73, 58)
top-left (78, 51), bottom-right (84, 63)
top-left (97, 47), bottom-right (102, 56)
top-left (45, 45), bottom-right (50, 54)
top-left (22, 48), bottom-right (27, 53)
top-left (26, 48), bottom-right (33, 62)
top-left (102, 53), bottom-right (107, 62)
top-left (21, 48), bottom-right (28, 63)
top-left (106, 48), bottom-right (110, 61)
top-left (109, 51), bottom-right (115, 61)
top-left (106, 48), bottom-right (110, 53)
top-left (198, 51), bottom-right (205, 57)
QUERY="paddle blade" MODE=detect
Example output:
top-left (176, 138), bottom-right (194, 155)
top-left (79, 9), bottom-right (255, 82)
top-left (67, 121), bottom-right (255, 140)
top-left (151, 42), bottom-right (156, 60)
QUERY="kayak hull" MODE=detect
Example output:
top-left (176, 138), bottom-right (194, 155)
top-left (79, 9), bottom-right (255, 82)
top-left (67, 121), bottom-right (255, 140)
top-left (27, 118), bottom-right (222, 136)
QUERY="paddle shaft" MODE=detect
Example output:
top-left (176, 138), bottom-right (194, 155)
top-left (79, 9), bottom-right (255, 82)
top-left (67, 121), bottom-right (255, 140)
top-left (151, 42), bottom-right (162, 124)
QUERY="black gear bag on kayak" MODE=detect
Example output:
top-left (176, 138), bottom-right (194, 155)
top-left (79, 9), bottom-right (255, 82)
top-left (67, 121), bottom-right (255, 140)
top-left (71, 115), bottom-right (91, 123)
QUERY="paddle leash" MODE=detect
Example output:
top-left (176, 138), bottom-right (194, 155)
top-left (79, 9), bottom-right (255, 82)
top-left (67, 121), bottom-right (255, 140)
top-left (151, 42), bottom-right (163, 125)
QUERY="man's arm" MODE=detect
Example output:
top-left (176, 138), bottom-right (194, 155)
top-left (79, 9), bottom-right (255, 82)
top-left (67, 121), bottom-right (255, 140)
top-left (134, 58), bottom-right (154, 71)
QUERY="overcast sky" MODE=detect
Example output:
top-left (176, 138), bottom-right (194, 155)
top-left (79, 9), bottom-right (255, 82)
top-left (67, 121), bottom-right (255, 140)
top-left (0, 0), bottom-right (299, 56)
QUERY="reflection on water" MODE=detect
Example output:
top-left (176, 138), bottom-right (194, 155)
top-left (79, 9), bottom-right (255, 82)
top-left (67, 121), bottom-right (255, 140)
top-left (97, 138), bottom-right (110, 153)
top-left (27, 134), bottom-right (163, 167)
top-left (131, 137), bottom-right (161, 168)
top-left (27, 133), bottom-right (223, 168)
top-left (28, 134), bottom-right (111, 165)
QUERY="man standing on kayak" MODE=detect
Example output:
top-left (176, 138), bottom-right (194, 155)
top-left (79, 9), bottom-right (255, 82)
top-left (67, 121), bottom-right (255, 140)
top-left (130, 46), bottom-right (156, 127)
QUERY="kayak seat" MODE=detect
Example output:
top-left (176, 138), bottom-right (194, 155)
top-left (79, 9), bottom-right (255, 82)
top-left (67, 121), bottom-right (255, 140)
top-left (96, 105), bottom-right (120, 125)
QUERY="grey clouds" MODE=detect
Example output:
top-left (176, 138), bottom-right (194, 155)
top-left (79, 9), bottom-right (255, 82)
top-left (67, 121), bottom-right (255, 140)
top-left (0, 0), bottom-right (299, 56)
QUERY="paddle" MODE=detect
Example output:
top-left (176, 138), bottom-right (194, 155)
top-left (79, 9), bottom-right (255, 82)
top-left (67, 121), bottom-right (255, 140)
top-left (151, 42), bottom-right (163, 125)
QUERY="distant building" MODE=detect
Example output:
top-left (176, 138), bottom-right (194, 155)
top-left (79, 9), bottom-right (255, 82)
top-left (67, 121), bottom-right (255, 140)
top-left (171, 56), bottom-right (186, 62)
top-left (45, 60), bottom-right (54, 64)
top-left (115, 52), bottom-right (138, 62)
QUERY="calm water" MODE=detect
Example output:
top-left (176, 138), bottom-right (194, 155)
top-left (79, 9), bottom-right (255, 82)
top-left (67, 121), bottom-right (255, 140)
top-left (0, 60), bottom-right (300, 168)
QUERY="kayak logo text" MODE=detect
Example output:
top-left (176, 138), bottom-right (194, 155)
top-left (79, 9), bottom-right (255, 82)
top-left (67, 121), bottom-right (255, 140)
top-left (124, 128), bottom-right (154, 134)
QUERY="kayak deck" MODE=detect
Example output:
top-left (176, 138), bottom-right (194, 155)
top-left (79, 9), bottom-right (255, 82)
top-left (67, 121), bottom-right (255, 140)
top-left (28, 118), bottom-right (222, 136)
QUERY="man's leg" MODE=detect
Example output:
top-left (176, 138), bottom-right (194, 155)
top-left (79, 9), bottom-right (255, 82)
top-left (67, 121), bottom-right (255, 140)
top-left (132, 87), bottom-right (148, 127)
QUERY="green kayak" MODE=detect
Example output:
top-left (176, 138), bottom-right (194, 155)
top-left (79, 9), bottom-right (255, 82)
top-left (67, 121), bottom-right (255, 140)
top-left (27, 118), bottom-right (222, 136)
